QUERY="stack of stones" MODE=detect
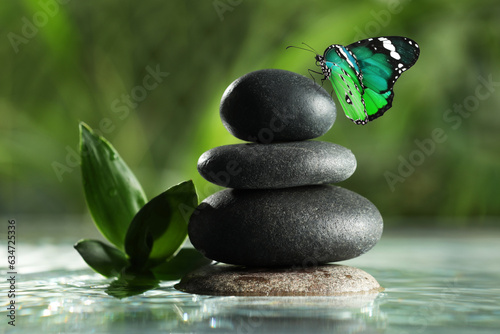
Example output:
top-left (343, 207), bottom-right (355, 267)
top-left (178, 69), bottom-right (383, 296)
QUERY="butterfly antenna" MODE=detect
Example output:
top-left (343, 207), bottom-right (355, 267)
top-left (301, 42), bottom-right (320, 55)
top-left (286, 44), bottom-right (318, 55)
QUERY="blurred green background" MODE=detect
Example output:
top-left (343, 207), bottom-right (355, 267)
top-left (1, 0), bottom-right (499, 227)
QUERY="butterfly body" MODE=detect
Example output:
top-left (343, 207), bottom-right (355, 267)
top-left (315, 36), bottom-right (420, 124)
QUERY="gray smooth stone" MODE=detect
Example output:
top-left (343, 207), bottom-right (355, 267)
top-left (197, 141), bottom-right (357, 189)
top-left (175, 263), bottom-right (383, 296)
top-left (188, 185), bottom-right (383, 267)
top-left (220, 69), bottom-right (336, 143)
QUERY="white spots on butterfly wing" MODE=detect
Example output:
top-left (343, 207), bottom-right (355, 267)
top-left (324, 44), bottom-right (336, 54)
top-left (336, 46), bottom-right (349, 61)
top-left (379, 39), bottom-right (401, 60)
top-left (382, 41), bottom-right (396, 52)
top-left (345, 93), bottom-right (352, 105)
top-left (336, 46), bottom-right (358, 72)
top-left (392, 73), bottom-right (400, 84)
top-left (398, 63), bottom-right (404, 68)
top-left (390, 51), bottom-right (401, 60)
top-left (353, 82), bottom-right (362, 94)
top-left (346, 48), bottom-right (360, 69)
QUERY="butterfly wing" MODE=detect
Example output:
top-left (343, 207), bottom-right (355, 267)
top-left (323, 46), bottom-right (368, 124)
top-left (327, 66), bottom-right (367, 124)
top-left (346, 36), bottom-right (420, 121)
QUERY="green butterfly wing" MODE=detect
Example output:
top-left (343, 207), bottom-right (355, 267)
top-left (323, 46), bottom-right (368, 124)
top-left (362, 88), bottom-right (393, 120)
top-left (346, 36), bottom-right (420, 121)
top-left (327, 66), bottom-right (367, 124)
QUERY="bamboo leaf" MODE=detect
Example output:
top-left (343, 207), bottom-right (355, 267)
top-left (79, 122), bottom-right (147, 250)
top-left (151, 248), bottom-right (212, 281)
top-left (74, 239), bottom-right (128, 278)
top-left (125, 180), bottom-right (198, 269)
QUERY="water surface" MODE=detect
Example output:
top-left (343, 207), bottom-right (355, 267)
top-left (1, 225), bottom-right (499, 333)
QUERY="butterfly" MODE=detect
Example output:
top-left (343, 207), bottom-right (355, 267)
top-left (290, 36), bottom-right (420, 124)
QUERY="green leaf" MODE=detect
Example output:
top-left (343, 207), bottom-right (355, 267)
top-left (125, 180), bottom-right (198, 269)
top-left (151, 248), bottom-right (212, 280)
top-left (105, 269), bottom-right (159, 299)
top-left (79, 122), bottom-right (147, 251)
top-left (74, 239), bottom-right (128, 278)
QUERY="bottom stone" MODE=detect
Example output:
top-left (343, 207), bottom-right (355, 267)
top-left (175, 264), bottom-right (383, 296)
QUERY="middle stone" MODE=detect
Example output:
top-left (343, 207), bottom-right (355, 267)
top-left (198, 141), bottom-right (357, 189)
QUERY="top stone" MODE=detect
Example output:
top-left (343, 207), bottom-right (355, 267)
top-left (220, 69), bottom-right (336, 143)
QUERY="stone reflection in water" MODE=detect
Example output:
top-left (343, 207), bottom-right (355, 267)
top-left (176, 295), bottom-right (387, 333)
